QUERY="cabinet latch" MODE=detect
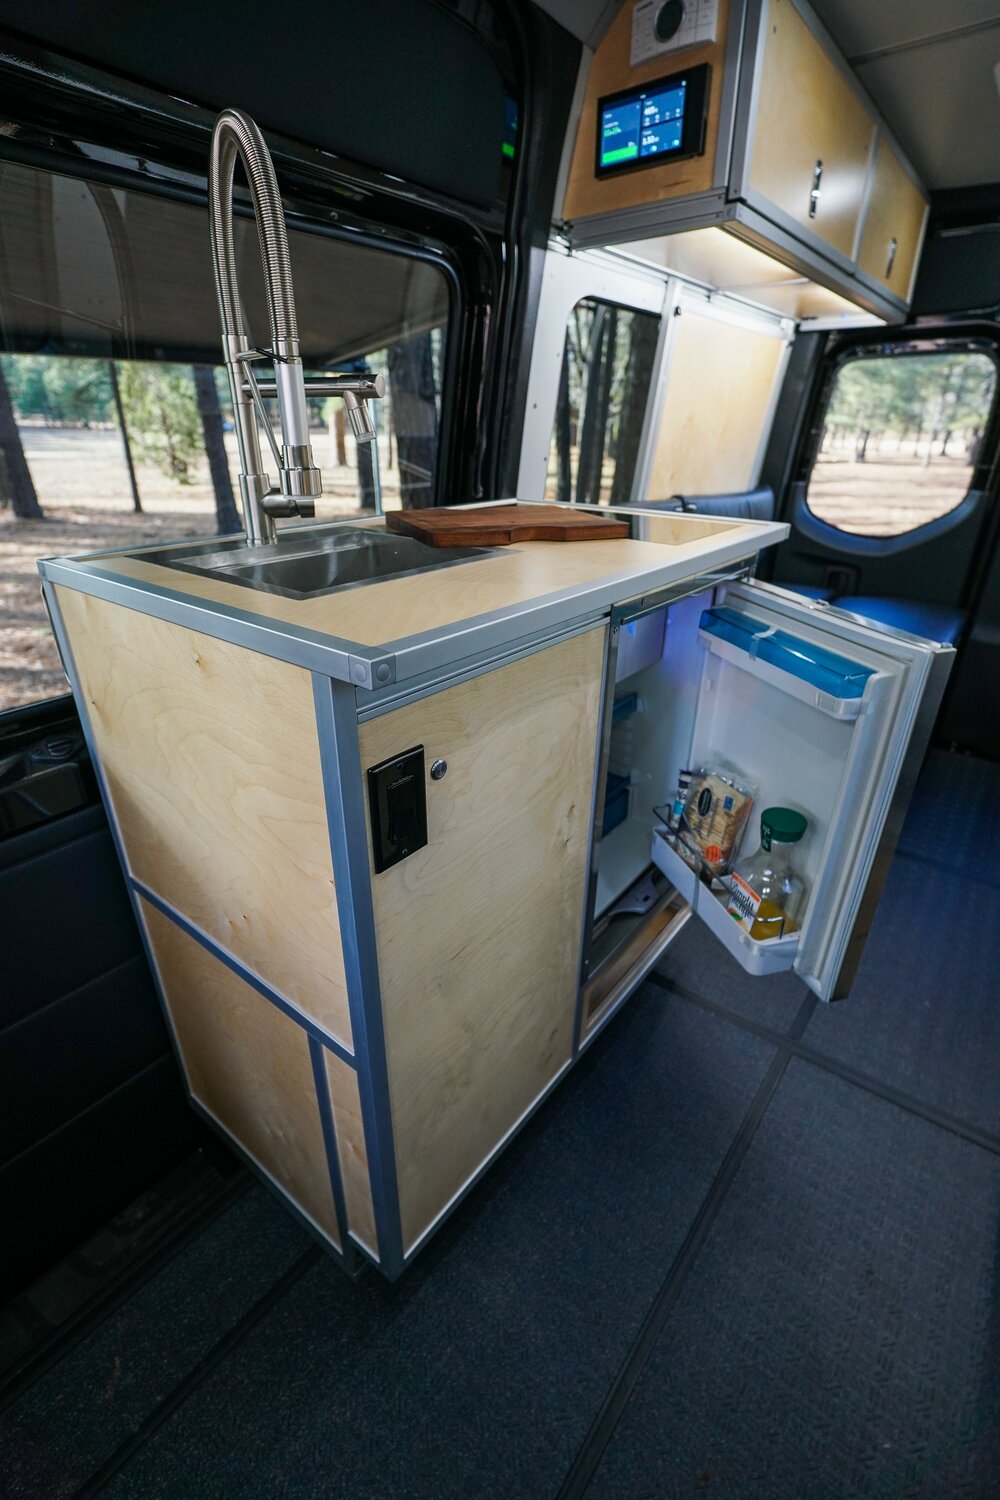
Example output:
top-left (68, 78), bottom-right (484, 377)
top-left (885, 236), bottom-right (898, 280)
top-left (809, 159), bottom-right (823, 219)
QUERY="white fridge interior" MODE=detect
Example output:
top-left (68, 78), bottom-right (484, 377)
top-left (591, 580), bottom-right (949, 1002)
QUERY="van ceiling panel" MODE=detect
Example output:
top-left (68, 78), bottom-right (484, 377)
top-left (0, 0), bottom-right (506, 208)
top-left (812, 0), bottom-right (1000, 189)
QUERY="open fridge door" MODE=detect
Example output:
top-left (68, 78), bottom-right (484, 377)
top-left (650, 580), bottom-right (955, 1001)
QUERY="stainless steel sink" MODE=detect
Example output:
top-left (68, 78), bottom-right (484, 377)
top-left (134, 525), bottom-right (497, 601)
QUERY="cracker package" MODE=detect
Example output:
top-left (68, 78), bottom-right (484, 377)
top-left (677, 766), bottom-right (756, 878)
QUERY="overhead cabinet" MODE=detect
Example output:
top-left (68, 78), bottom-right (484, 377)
top-left (562, 0), bottom-right (929, 322)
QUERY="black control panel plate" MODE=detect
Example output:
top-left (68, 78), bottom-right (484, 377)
top-left (366, 745), bottom-right (428, 873)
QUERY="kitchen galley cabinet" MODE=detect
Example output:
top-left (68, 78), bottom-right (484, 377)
top-left (357, 624), bottom-right (606, 1258)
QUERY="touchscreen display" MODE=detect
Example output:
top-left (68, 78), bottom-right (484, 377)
top-left (595, 64), bottom-right (710, 178)
top-left (600, 80), bottom-right (687, 170)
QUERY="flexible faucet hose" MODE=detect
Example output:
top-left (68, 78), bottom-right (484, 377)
top-left (208, 108), bottom-right (298, 350)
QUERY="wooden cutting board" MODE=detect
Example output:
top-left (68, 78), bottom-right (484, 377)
top-left (385, 504), bottom-right (631, 548)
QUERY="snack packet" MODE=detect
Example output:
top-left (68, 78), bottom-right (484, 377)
top-left (676, 766), bottom-right (756, 878)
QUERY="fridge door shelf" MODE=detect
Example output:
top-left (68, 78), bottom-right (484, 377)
top-left (651, 826), bottom-right (800, 978)
top-left (698, 606), bottom-right (880, 721)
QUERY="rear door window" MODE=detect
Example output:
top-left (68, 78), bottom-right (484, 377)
top-left (806, 348), bottom-right (997, 538)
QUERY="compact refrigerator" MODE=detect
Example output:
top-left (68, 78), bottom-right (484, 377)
top-left (586, 576), bottom-right (955, 1010)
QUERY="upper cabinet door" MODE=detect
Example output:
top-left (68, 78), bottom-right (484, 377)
top-left (652, 582), bottom-right (954, 1001)
top-left (856, 133), bottom-right (929, 301)
top-left (746, 0), bottom-right (876, 262)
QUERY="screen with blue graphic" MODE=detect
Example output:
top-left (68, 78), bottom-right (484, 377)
top-left (595, 64), bottom-right (709, 178)
top-left (600, 81), bottom-right (686, 169)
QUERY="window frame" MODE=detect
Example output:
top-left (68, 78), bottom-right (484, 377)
top-left (793, 329), bottom-right (1000, 557)
top-left (0, 45), bottom-right (501, 717)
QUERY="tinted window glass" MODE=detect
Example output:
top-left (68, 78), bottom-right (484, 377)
top-left (0, 164), bottom-right (451, 711)
top-left (546, 298), bottom-right (659, 506)
top-left (806, 350), bottom-right (997, 538)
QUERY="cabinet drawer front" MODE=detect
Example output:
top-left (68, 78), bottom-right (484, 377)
top-left (856, 133), bottom-right (928, 300)
top-left (747, 0), bottom-right (875, 261)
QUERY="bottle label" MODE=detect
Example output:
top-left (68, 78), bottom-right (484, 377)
top-left (728, 873), bottom-right (762, 932)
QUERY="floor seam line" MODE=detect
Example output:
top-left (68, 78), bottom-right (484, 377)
top-left (69, 1244), bottom-right (323, 1499)
top-left (556, 992), bottom-right (816, 1500)
top-left (646, 971), bottom-right (1000, 1156)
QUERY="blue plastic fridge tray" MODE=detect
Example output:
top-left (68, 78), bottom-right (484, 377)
top-left (699, 606), bottom-right (876, 700)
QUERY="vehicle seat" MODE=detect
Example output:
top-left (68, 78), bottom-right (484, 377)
top-left (830, 596), bottom-right (965, 645)
top-left (639, 489), bottom-right (964, 642)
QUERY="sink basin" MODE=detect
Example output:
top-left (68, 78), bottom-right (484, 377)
top-left (134, 525), bottom-right (497, 601)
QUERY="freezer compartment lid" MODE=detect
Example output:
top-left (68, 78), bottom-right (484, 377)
top-left (699, 606), bottom-right (877, 701)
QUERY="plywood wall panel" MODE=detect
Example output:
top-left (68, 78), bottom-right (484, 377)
top-left (646, 310), bottom-right (786, 506)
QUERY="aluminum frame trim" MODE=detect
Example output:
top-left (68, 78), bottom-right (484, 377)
top-left (565, 191), bottom-right (731, 249)
top-left (727, 203), bottom-right (902, 321)
top-left (38, 557), bottom-right (360, 683)
top-left (188, 1094), bottom-right (358, 1273)
top-left (630, 286), bottom-right (683, 505)
top-left (312, 673), bottom-right (406, 1279)
top-left (515, 244), bottom-right (667, 499)
top-left (712, 0), bottom-right (752, 190)
top-left (377, 539), bottom-right (784, 685)
top-left (578, 567), bottom-right (743, 1000)
top-left (577, 613), bottom-right (624, 1002)
top-left (130, 880), bottom-right (356, 1063)
top-left (572, 617), bottom-right (614, 1054)
top-left (308, 1035), bottom-right (354, 1256)
top-left (726, 0), bottom-right (766, 206)
top-left (355, 614), bottom-right (612, 721)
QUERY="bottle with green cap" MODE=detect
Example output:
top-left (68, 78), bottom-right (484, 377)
top-left (726, 807), bottom-right (809, 941)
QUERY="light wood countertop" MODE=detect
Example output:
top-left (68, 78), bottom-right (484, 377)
top-left (41, 507), bottom-right (788, 683)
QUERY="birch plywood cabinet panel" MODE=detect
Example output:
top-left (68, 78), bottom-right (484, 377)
top-left (856, 134), bottom-right (928, 301)
top-left (55, 587), bottom-right (352, 1050)
top-left (562, 0), bottom-right (730, 223)
top-left (747, 0), bottom-right (875, 262)
top-left (140, 900), bottom-right (342, 1248)
top-left (326, 1051), bottom-right (378, 1255)
top-left (359, 627), bottom-right (606, 1253)
top-left (646, 309), bottom-right (786, 503)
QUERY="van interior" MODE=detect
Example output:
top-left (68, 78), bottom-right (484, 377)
top-left (2, 2), bottom-right (999, 1495)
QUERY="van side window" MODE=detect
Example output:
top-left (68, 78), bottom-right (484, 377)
top-left (546, 298), bottom-right (658, 506)
top-left (0, 162), bottom-right (452, 711)
top-left (806, 348), bottom-right (997, 538)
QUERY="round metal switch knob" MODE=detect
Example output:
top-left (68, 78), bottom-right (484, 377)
top-left (654, 0), bottom-right (685, 42)
top-left (430, 759), bottom-right (448, 780)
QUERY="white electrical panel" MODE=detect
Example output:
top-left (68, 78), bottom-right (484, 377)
top-left (630, 0), bottom-right (719, 69)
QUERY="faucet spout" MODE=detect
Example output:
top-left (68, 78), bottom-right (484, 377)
top-left (209, 108), bottom-right (322, 544)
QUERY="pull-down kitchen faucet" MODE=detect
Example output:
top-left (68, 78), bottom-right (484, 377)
top-left (209, 108), bottom-right (384, 545)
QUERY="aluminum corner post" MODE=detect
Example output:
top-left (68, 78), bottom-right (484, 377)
top-left (312, 672), bottom-right (406, 1278)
